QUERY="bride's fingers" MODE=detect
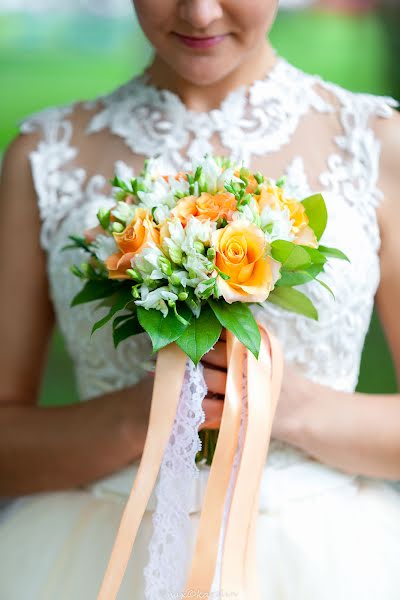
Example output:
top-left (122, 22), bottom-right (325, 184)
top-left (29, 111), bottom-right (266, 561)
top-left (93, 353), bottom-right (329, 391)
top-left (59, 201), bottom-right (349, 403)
top-left (201, 341), bottom-right (227, 369)
top-left (199, 396), bottom-right (224, 431)
top-left (203, 366), bottom-right (227, 396)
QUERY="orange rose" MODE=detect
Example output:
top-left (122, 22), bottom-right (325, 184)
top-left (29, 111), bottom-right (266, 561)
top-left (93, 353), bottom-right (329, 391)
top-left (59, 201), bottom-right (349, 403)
top-left (172, 192), bottom-right (237, 226)
top-left (105, 208), bottom-right (160, 279)
top-left (171, 196), bottom-right (197, 226)
top-left (211, 219), bottom-right (281, 303)
top-left (196, 192), bottom-right (237, 222)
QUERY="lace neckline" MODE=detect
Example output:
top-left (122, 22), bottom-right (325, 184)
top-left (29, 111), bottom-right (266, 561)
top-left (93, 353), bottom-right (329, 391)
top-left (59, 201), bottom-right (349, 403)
top-left (85, 55), bottom-right (333, 169)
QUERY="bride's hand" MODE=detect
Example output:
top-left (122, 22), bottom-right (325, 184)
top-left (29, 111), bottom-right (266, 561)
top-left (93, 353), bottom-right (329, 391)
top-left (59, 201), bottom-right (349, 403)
top-left (199, 329), bottom-right (227, 431)
top-left (200, 332), bottom-right (311, 442)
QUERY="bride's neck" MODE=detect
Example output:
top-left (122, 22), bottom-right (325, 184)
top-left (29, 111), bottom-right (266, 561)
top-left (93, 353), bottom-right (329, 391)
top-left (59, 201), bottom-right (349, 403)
top-left (145, 40), bottom-right (276, 112)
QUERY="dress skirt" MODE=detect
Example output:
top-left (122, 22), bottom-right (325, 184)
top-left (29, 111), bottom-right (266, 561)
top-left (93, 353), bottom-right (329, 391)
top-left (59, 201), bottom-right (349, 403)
top-left (1, 452), bottom-right (400, 600)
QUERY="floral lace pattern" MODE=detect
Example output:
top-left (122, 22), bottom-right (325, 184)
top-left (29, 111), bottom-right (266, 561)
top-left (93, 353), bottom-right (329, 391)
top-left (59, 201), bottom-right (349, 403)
top-left (19, 57), bottom-right (399, 595)
top-left (143, 360), bottom-right (206, 600)
top-left (85, 58), bottom-right (334, 170)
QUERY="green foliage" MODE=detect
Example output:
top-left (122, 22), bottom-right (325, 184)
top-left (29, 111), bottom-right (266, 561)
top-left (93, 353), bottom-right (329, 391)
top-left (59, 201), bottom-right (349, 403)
top-left (318, 245), bottom-right (350, 262)
top-left (268, 287), bottom-right (318, 320)
top-left (112, 313), bottom-right (144, 348)
top-left (275, 267), bottom-right (321, 287)
top-left (176, 304), bottom-right (222, 365)
top-left (301, 193), bottom-right (328, 240)
top-left (209, 300), bottom-right (261, 359)
top-left (315, 278), bottom-right (335, 299)
top-left (271, 240), bottom-right (312, 271)
top-left (137, 304), bottom-right (192, 353)
top-left (91, 287), bottom-right (135, 335)
top-left (61, 234), bottom-right (96, 256)
top-left (70, 280), bottom-right (120, 307)
top-left (300, 246), bottom-right (327, 265)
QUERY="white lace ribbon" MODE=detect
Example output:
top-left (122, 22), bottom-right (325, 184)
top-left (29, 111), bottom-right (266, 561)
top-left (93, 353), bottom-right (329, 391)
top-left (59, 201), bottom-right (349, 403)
top-left (143, 359), bottom-right (207, 600)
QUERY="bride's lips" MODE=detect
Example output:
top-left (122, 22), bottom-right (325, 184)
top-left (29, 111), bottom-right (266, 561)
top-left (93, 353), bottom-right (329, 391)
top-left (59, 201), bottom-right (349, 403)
top-left (173, 33), bottom-right (227, 49)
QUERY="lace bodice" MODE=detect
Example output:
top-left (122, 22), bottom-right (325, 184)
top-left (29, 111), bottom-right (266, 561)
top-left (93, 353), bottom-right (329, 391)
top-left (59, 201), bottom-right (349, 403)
top-left (20, 56), bottom-right (397, 466)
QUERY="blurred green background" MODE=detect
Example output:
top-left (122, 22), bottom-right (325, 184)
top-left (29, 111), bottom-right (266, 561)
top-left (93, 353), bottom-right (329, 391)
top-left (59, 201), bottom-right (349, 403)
top-left (1, 5), bottom-right (398, 406)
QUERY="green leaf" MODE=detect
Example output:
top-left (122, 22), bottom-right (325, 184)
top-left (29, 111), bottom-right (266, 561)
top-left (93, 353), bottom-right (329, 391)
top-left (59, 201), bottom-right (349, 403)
top-left (91, 288), bottom-right (135, 335)
top-left (271, 240), bottom-right (312, 271)
top-left (112, 313), bottom-right (137, 330)
top-left (137, 304), bottom-right (192, 353)
top-left (315, 278), bottom-right (335, 299)
top-left (209, 300), bottom-right (261, 359)
top-left (113, 314), bottom-right (144, 348)
top-left (71, 280), bottom-right (118, 307)
top-left (275, 263), bottom-right (325, 288)
top-left (176, 304), bottom-right (222, 365)
top-left (276, 270), bottom-right (314, 287)
top-left (317, 245), bottom-right (350, 262)
top-left (61, 234), bottom-right (94, 255)
top-left (300, 246), bottom-right (327, 265)
top-left (267, 287), bottom-right (318, 321)
top-left (301, 193), bottom-right (328, 240)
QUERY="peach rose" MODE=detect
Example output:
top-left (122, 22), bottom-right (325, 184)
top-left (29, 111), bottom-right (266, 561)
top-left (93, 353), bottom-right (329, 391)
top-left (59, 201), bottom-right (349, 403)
top-left (172, 192), bottom-right (237, 226)
top-left (196, 192), bottom-right (237, 222)
top-left (171, 196), bottom-right (197, 226)
top-left (211, 219), bottom-right (281, 303)
top-left (105, 208), bottom-right (160, 279)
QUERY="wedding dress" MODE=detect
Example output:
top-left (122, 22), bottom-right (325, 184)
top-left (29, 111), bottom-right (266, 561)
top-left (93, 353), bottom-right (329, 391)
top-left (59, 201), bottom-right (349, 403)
top-left (1, 55), bottom-right (400, 600)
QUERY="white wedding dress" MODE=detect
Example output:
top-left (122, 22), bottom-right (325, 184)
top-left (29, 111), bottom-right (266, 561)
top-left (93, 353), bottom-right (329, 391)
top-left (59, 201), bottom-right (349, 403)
top-left (1, 56), bottom-right (400, 600)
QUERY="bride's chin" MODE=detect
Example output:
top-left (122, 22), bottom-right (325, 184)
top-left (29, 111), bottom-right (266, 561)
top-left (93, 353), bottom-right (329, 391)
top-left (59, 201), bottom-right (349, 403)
top-left (169, 56), bottom-right (239, 88)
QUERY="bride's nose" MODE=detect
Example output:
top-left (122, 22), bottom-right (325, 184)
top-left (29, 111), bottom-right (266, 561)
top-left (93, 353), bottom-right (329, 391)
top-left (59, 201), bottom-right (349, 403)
top-left (178, 0), bottom-right (224, 30)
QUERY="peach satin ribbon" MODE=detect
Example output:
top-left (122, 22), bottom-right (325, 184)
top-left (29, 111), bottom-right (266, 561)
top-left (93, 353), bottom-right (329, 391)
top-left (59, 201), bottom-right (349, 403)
top-left (97, 324), bottom-right (283, 599)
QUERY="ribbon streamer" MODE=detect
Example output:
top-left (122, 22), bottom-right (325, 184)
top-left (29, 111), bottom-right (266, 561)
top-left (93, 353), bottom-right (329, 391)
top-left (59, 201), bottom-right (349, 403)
top-left (97, 325), bottom-right (283, 599)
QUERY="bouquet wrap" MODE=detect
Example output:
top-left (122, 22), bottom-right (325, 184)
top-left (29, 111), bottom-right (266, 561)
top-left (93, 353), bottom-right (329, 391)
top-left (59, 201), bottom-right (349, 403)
top-left (97, 323), bottom-right (283, 600)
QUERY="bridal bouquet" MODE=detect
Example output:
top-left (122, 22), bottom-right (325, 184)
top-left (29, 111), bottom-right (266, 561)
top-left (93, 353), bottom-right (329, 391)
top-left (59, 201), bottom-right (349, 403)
top-left (63, 155), bottom-right (348, 599)
top-left (64, 155), bottom-right (347, 461)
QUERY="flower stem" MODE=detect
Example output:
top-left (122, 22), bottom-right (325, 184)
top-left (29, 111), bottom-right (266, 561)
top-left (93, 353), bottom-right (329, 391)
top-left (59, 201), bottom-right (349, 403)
top-left (196, 429), bottom-right (220, 465)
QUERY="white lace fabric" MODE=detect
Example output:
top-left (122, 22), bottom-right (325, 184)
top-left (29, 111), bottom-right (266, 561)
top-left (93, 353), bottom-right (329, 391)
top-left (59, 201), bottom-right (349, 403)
top-left (143, 360), bottom-right (206, 599)
top-left (19, 55), bottom-right (399, 596)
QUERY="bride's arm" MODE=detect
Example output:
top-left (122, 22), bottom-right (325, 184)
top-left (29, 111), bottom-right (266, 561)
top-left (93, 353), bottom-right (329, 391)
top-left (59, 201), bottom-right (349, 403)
top-left (272, 111), bottom-right (400, 482)
top-left (0, 134), bottom-right (153, 497)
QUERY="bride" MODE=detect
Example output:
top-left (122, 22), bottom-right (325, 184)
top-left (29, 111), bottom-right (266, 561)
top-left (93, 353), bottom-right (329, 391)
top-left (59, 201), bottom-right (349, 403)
top-left (1, 1), bottom-right (400, 598)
